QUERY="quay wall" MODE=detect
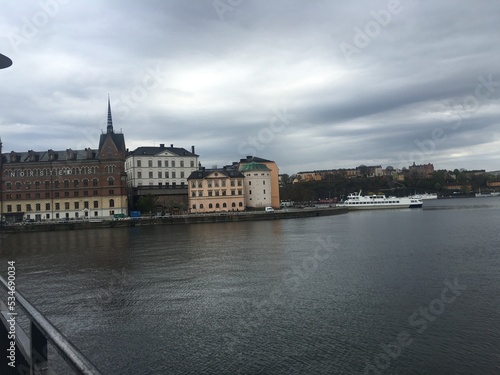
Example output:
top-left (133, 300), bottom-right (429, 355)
top-left (0, 207), bottom-right (348, 234)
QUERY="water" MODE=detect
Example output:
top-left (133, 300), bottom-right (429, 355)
top-left (1, 198), bottom-right (499, 374)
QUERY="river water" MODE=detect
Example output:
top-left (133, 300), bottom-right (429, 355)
top-left (0, 197), bottom-right (499, 374)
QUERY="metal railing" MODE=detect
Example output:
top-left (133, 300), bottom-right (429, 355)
top-left (0, 276), bottom-right (103, 375)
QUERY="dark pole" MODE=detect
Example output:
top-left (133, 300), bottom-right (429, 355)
top-left (0, 54), bottom-right (11, 229)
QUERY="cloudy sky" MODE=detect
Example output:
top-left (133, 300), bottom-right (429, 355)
top-left (1, 0), bottom-right (500, 174)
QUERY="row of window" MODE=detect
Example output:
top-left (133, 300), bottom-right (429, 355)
top-left (4, 177), bottom-right (115, 190)
top-left (191, 190), bottom-right (243, 197)
top-left (190, 180), bottom-right (243, 188)
top-left (6, 199), bottom-right (115, 212)
top-left (135, 159), bottom-right (194, 168)
top-left (4, 190), bottom-right (116, 200)
top-left (192, 202), bottom-right (244, 210)
top-left (24, 210), bottom-right (116, 220)
top-left (137, 171), bottom-right (185, 179)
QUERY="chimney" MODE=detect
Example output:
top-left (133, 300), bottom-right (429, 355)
top-left (170, 144), bottom-right (173, 147)
top-left (160, 143), bottom-right (165, 148)
top-left (191, 145), bottom-right (195, 154)
top-left (246, 155), bottom-right (252, 161)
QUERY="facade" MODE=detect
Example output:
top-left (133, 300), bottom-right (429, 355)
top-left (187, 167), bottom-right (245, 213)
top-left (237, 156), bottom-right (280, 209)
top-left (125, 145), bottom-right (198, 189)
top-left (125, 144), bottom-right (199, 213)
top-left (408, 162), bottom-right (434, 178)
top-left (240, 162), bottom-right (272, 208)
top-left (0, 99), bottom-right (127, 223)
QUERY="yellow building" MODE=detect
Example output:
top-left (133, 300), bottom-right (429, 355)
top-left (187, 167), bottom-right (245, 213)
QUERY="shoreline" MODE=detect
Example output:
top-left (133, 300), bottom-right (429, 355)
top-left (0, 207), bottom-right (348, 234)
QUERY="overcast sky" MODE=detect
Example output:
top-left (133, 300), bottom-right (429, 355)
top-left (1, 0), bottom-right (500, 174)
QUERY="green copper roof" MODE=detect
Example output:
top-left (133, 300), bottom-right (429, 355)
top-left (239, 161), bottom-right (271, 172)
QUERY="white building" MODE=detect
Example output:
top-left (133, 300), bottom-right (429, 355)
top-left (125, 144), bottom-right (198, 189)
top-left (240, 161), bottom-right (272, 208)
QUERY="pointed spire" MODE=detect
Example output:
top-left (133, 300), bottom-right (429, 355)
top-left (107, 94), bottom-right (113, 134)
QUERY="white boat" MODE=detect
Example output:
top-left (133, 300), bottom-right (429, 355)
top-left (475, 192), bottom-right (500, 198)
top-left (410, 192), bottom-right (438, 200)
top-left (339, 191), bottom-right (423, 210)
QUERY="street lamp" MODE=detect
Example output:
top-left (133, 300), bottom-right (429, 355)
top-left (0, 53), bottom-right (12, 69)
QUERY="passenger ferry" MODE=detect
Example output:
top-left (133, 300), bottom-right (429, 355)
top-left (339, 191), bottom-right (423, 210)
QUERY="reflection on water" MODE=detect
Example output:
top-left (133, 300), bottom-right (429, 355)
top-left (0, 199), bottom-right (499, 374)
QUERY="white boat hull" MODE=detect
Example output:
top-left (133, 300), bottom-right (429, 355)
top-left (340, 191), bottom-right (423, 210)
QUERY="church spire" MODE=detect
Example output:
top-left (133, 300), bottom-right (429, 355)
top-left (107, 94), bottom-right (113, 134)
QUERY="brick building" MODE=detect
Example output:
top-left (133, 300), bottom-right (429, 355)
top-left (0, 99), bottom-right (128, 223)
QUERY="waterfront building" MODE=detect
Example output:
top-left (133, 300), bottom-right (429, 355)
top-left (187, 167), bottom-right (245, 213)
top-left (237, 156), bottom-right (280, 209)
top-left (408, 162), bottom-right (434, 179)
top-left (125, 144), bottom-right (198, 213)
top-left (0, 99), bottom-right (127, 223)
top-left (239, 162), bottom-right (272, 208)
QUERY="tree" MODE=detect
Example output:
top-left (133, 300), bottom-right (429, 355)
top-left (135, 194), bottom-right (158, 214)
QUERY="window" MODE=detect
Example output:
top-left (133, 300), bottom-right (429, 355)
top-left (35, 181), bottom-right (41, 189)
top-left (238, 180), bottom-right (242, 186)
top-left (230, 180), bottom-right (235, 187)
top-left (137, 159), bottom-right (142, 167)
top-left (198, 181), bottom-right (202, 188)
top-left (64, 192), bottom-right (69, 197)
top-left (109, 190), bottom-right (114, 195)
top-left (74, 191), bottom-right (79, 197)
top-left (149, 171), bottom-right (153, 179)
top-left (64, 180), bottom-right (70, 188)
top-left (165, 171), bottom-right (169, 178)
top-left (16, 204), bottom-right (21, 212)
top-left (108, 177), bottom-right (114, 186)
top-left (6, 182), bottom-right (11, 190)
top-left (222, 181), bottom-right (226, 187)
top-left (190, 160), bottom-right (195, 167)
top-left (109, 199), bottom-right (115, 208)
top-left (209, 204), bottom-right (213, 209)
top-left (249, 181), bottom-right (252, 186)
top-left (223, 203), bottom-right (227, 208)
top-left (73, 179), bottom-right (79, 187)
top-left (84, 191), bottom-right (89, 196)
top-left (180, 160), bottom-right (184, 167)
top-left (239, 202), bottom-right (243, 207)
top-left (26, 193), bottom-right (31, 199)
top-left (15, 182), bottom-right (21, 190)
top-left (54, 180), bottom-right (60, 188)
top-left (181, 171), bottom-right (184, 178)
top-left (64, 202), bottom-right (70, 210)
top-left (216, 203), bottom-right (220, 208)
top-left (93, 190), bottom-right (99, 196)
top-left (93, 179), bottom-right (98, 187)
top-left (238, 190), bottom-right (242, 195)
top-left (55, 203), bottom-right (60, 210)
top-left (191, 182), bottom-right (196, 188)
top-left (45, 181), bottom-right (50, 189)
top-left (7, 205), bottom-right (12, 212)
top-left (84, 202), bottom-right (89, 209)
top-left (232, 203), bottom-right (236, 208)
top-left (191, 192), bottom-right (196, 197)
top-left (198, 191), bottom-right (203, 197)
top-left (165, 160), bottom-right (168, 167)
top-left (172, 172), bottom-right (176, 179)
top-left (45, 193), bottom-right (50, 199)
top-left (171, 160), bottom-right (175, 167)
top-left (27, 204), bottom-right (32, 212)
top-left (192, 204), bottom-right (196, 209)
top-left (158, 171), bottom-right (162, 179)
top-left (25, 182), bottom-right (31, 190)
top-left (200, 204), bottom-right (204, 209)
top-left (137, 171), bottom-right (142, 179)
top-left (208, 191), bottom-right (213, 197)
top-left (148, 160), bottom-right (153, 167)
top-left (74, 202), bottom-right (79, 209)
top-left (83, 179), bottom-right (89, 187)
top-left (157, 160), bottom-right (162, 167)
top-left (93, 201), bottom-right (99, 208)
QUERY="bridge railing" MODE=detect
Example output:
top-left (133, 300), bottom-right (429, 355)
top-left (0, 276), bottom-right (103, 375)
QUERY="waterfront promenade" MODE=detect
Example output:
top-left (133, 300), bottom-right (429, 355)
top-left (0, 206), bottom-right (348, 233)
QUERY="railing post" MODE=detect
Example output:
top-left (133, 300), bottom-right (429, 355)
top-left (30, 322), bottom-right (48, 375)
